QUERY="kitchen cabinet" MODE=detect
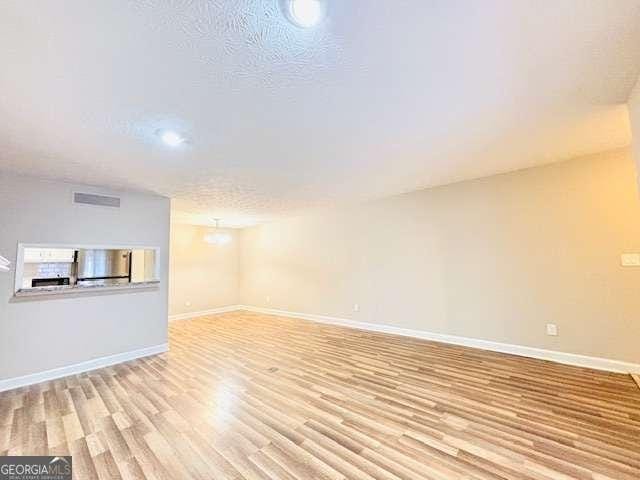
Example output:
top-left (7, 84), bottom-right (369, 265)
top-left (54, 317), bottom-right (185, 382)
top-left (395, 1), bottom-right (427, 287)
top-left (23, 248), bottom-right (75, 263)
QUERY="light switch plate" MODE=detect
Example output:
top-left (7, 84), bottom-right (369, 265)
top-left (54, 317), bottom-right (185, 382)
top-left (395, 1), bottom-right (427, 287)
top-left (621, 253), bottom-right (640, 266)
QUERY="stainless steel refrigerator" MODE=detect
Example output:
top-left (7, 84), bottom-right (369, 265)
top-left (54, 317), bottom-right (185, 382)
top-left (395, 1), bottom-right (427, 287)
top-left (76, 249), bottom-right (131, 285)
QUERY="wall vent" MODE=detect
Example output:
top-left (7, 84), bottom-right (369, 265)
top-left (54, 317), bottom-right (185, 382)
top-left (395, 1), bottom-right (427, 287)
top-left (73, 192), bottom-right (121, 208)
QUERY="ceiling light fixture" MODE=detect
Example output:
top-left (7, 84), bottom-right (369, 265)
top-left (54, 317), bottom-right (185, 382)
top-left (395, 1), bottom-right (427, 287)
top-left (157, 129), bottom-right (185, 147)
top-left (283, 0), bottom-right (324, 28)
top-left (204, 219), bottom-right (232, 245)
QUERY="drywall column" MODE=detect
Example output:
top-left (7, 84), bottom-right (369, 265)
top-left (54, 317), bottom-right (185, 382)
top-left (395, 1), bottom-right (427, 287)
top-left (0, 172), bottom-right (170, 384)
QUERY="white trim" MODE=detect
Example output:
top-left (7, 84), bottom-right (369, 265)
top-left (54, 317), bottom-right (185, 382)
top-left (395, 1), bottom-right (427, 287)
top-left (237, 305), bottom-right (640, 374)
top-left (16, 242), bottom-right (161, 251)
top-left (168, 305), bottom-right (241, 322)
top-left (0, 343), bottom-right (168, 393)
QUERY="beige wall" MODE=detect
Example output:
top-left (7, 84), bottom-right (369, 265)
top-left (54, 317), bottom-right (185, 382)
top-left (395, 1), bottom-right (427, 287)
top-left (240, 148), bottom-right (640, 364)
top-left (169, 223), bottom-right (239, 317)
top-left (630, 77), bottom-right (640, 176)
top-left (0, 172), bottom-right (170, 381)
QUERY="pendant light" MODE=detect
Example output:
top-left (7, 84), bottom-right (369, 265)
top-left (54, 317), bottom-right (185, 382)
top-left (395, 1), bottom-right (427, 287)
top-left (204, 219), bottom-right (232, 245)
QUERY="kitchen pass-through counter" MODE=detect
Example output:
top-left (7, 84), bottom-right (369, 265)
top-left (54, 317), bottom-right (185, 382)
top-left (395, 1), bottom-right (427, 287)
top-left (14, 279), bottom-right (160, 298)
top-left (13, 244), bottom-right (161, 299)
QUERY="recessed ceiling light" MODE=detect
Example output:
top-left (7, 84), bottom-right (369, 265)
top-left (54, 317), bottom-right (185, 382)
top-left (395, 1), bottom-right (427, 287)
top-left (284, 0), bottom-right (324, 28)
top-left (158, 130), bottom-right (185, 147)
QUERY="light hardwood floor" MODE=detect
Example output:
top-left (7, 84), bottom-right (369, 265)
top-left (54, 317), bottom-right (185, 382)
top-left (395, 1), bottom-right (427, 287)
top-left (1, 311), bottom-right (639, 479)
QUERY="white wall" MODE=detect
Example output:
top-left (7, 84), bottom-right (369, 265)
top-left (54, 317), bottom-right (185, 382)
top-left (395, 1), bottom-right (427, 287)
top-left (0, 172), bottom-right (170, 381)
top-left (240, 148), bottom-right (640, 364)
top-left (169, 223), bottom-right (239, 317)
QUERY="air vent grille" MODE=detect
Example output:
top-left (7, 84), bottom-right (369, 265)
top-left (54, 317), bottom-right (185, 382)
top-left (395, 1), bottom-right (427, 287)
top-left (73, 192), bottom-right (121, 208)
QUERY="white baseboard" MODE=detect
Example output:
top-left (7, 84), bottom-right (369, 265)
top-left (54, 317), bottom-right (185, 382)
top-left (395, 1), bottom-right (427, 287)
top-left (0, 343), bottom-right (168, 393)
top-left (237, 305), bottom-right (640, 374)
top-left (168, 305), bottom-right (241, 322)
top-left (5, 306), bottom-right (632, 393)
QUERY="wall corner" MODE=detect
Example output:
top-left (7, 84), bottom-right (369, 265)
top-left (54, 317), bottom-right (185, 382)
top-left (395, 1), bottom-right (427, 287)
top-left (628, 76), bottom-right (640, 192)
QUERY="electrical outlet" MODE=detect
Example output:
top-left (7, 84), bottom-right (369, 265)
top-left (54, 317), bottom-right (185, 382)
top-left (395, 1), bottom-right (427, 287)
top-left (621, 253), bottom-right (640, 266)
top-left (353, 303), bottom-right (360, 312)
top-left (546, 323), bottom-right (558, 336)
top-left (266, 296), bottom-right (271, 303)
top-left (185, 301), bottom-right (191, 307)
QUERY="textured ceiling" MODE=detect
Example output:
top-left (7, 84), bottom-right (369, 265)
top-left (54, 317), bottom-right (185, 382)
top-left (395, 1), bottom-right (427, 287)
top-left (1, 0), bottom-right (640, 227)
